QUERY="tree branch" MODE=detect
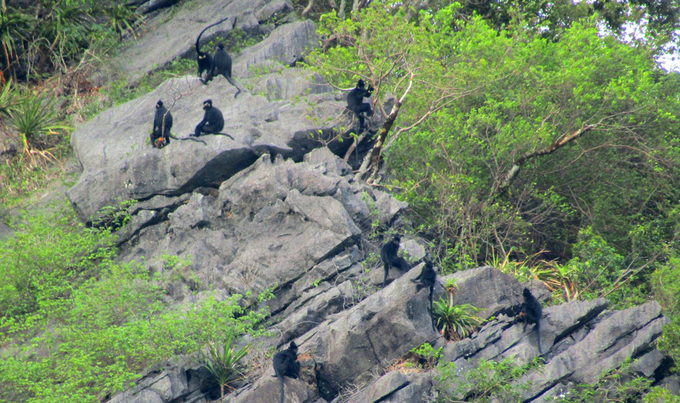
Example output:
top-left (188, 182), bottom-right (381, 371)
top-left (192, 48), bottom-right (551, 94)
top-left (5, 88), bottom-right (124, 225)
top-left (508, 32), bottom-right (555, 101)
top-left (497, 124), bottom-right (597, 192)
top-left (355, 68), bottom-right (414, 182)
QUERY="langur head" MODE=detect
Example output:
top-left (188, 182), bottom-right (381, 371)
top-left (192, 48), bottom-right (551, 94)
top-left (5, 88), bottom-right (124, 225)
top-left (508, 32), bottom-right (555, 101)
top-left (156, 100), bottom-right (164, 109)
top-left (357, 79), bottom-right (366, 88)
top-left (217, 43), bottom-right (225, 50)
top-left (203, 99), bottom-right (213, 110)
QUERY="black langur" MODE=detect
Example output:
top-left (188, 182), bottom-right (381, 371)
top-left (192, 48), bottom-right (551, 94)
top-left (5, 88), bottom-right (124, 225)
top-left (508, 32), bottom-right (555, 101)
top-left (380, 234), bottom-right (411, 288)
top-left (272, 341), bottom-right (300, 403)
top-left (412, 259), bottom-right (436, 313)
top-left (346, 79), bottom-right (374, 131)
top-left (151, 100), bottom-right (173, 148)
top-left (195, 17), bottom-right (231, 80)
top-left (191, 99), bottom-right (233, 139)
top-left (521, 288), bottom-right (543, 353)
top-left (151, 100), bottom-right (207, 145)
top-left (288, 54), bottom-right (305, 68)
top-left (202, 43), bottom-right (243, 97)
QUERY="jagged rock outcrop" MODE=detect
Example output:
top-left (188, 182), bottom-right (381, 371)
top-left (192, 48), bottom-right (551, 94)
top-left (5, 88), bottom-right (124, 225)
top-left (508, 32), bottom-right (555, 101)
top-left (112, 151), bottom-right (396, 297)
top-left (219, 266), bottom-right (438, 403)
top-left (441, 266), bottom-right (551, 320)
top-left (344, 289), bottom-right (669, 403)
top-left (109, 0), bottom-right (305, 83)
top-left (342, 371), bottom-right (432, 403)
top-left (67, 68), bottom-right (350, 223)
top-left (106, 260), bottom-right (673, 403)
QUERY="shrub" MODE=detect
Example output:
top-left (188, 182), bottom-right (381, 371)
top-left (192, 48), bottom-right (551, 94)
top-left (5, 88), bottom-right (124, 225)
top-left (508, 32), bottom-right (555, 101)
top-left (8, 90), bottom-right (69, 155)
top-left (433, 298), bottom-right (483, 341)
top-left (0, 201), bottom-right (270, 403)
top-left (436, 357), bottom-right (543, 402)
top-left (203, 335), bottom-right (250, 399)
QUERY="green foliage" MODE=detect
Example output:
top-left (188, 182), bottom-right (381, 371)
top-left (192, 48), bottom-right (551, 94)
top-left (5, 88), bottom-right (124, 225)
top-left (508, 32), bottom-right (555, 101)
top-left (653, 255), bottom-right (680, 368)
top-left (410, 342), bottom-right (442, 368)
top-left (36, 1), bottom-right (92, 70)
top-left (8, 90), bottom-right (69, 151)
top-left (436, 357), bottom-right (543, 403)
top-left (0, 202), bottom-right (116, 327)
top-left (432, 298), bottom-right (483, 341)
top-left (0, 7), bottom-right (33, 77)
top-left (310, 3), bottom-right (680, 321)
top-left (104, 3), bottom-right (144, 39)
top-left (554, 361), bottom-right (652, 402)
top-left (0, 78), bottom-right (14, 116)
top-left (0, 0), bottom-right (143, 79)
top-left (643, 387), bottom-right (680, 403)
top-left (202, 334), bottom-right (250, 399)
top-left (0, 201), bottom-right (270, 403)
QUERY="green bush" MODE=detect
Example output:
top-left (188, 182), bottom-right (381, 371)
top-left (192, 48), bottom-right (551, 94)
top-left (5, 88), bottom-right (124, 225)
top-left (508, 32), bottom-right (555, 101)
top-left (8, 90), bottom-right (69, 152)
top-left (553, 361), bottom-right (652, 402)
top-left (653, 255), bottom-right (680, 368)
top-left (0, 202), bottom-right (270, 403)
top-left (436, 357), bottom-right (543, 402)
top-left (0, 202), bottom-right (116, 326)
top-left (433, 298), bottom-right (483, 341)
top-left (203, 334), bottom-right (250, 399)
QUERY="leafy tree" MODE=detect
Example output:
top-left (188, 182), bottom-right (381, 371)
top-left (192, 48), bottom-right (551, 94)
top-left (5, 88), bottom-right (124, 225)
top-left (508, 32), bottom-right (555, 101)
top-left (311, 2), bottom-right (680, 309)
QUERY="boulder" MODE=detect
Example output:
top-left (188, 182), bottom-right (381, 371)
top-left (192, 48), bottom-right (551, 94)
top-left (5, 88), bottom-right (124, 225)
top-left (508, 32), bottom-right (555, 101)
top-left (340, 371), bottom-right (434, 403)
top-left (222, 375), bottom-right (316, 403)
top-left (116, 155), bottom-right (370, 299)
top-left (67, 69), bottom-right (339, 223)
top-left (235, 20), bottom-right (319, 78)
top-left (108, 0), bottom-right (300, 83)
top-left (374, 189), bottom-right (407, 226)
top-left (107, 367), bottom-right (210, 403)
top-left (135, 0), bottom-right (182, 14)
top-left (522, 301), bottom-right (668, 400)
top-left (441, 266), bottom-right (550, 320)
top-left (301, 267), bottom-right (441, 401)
top-left (400, 239), bottom-right (426, 264)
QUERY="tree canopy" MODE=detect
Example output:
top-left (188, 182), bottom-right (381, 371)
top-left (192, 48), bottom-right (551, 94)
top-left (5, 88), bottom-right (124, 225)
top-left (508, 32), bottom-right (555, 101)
top-left (310, 2), bottom-right (680, 307)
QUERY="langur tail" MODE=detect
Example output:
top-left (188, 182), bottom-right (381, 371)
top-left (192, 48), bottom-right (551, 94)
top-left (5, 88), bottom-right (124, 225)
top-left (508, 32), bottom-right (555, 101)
top-left (279, 376), bottom-right (285, 403)
top-left (196, 16), bottom-right (231, 53)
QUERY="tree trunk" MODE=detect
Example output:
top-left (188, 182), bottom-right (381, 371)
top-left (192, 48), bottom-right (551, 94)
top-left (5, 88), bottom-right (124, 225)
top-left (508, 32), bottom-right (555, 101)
top-left (302, 0), bottom-right (314, 16)
top-left (343, 128), bottom-right (369, 162)
top-left (338, 0), bottom-right (346, 19)
top-left (354, 99), bottom-right (402, 182)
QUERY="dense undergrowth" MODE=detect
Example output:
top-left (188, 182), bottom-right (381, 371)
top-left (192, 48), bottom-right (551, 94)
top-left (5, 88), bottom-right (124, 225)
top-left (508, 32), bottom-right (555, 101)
top-left (0, 201), bottom-right (270, 403)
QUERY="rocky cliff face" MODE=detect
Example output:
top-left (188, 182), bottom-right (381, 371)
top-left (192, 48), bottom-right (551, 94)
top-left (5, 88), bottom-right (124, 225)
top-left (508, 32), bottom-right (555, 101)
top-left (65, 1), bottom-right (678, 402)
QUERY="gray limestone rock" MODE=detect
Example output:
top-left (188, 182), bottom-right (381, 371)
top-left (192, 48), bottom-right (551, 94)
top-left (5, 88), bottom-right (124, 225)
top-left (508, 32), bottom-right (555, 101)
top-left (400, 239), bottom-right (426, 264)
top-left (108, 0), bottom-right (298, 83)
top-left (374, 189), bottom-right (407, 226)
top-left (522, 301), bottom-right (667, 400)
top-left (301, 268), bottom-right (441, 401)
top-left (441, 266), bottom-right (547, 320)
top-left (67, 69), bottom-right (339, 223)
top-left (116, 155), bottom-right (367, 300)
top-left (340, 371), bottom-right (434, 403)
